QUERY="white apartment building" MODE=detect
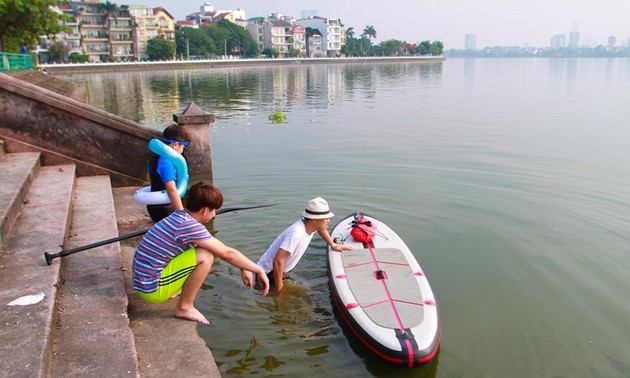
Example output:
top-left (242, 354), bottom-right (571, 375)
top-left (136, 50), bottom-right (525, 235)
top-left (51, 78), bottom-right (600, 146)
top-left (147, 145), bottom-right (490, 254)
top-left (128, 5), bottom-right (175, 60)
top-left (296, 17), bottom-right (344, 57)
top-left (265, 19), bottom-right (293, 56)
top-left (37, 1), bottom-right (176, 63)
top-left (246, 14), bottom-right (304, 57)
top-left (291, 24), bottom-right (306, 57)
top-left (246, 17), bottom-right (266, 53)
top-left (185, 3), bottom-right (247, 29)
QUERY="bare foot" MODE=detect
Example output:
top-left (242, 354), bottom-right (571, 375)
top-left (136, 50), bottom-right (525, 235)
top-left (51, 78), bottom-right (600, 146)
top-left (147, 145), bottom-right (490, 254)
top-left (174, 306), bottom-right (210, 325)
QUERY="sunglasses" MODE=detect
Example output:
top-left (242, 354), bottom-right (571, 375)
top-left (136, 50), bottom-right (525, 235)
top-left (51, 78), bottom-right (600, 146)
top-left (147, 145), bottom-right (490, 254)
top-left (163, 138), bottom-right (190, 147)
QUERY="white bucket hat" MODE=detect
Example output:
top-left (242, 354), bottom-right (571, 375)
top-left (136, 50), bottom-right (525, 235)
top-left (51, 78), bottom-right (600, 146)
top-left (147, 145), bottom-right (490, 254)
top-left (302, 197), bottom-right (335, 219)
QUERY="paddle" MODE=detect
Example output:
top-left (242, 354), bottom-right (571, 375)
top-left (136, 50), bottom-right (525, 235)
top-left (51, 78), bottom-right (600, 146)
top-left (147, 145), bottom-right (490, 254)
top-left (44, 203), bottom-right (277, 265)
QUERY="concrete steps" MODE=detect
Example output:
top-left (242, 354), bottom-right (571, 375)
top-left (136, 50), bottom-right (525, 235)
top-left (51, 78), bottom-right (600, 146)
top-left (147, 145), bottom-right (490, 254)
top-left (0, 145), bottom-right (139, 377)
top-left (0, 150), bottom-right (40, 251)
top-left (48, 176), bottom-right (138, 377)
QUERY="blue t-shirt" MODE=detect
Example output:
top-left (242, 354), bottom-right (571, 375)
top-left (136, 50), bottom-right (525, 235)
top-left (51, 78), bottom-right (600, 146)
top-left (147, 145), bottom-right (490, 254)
top-left (156, 156), bottom-right (177, 184)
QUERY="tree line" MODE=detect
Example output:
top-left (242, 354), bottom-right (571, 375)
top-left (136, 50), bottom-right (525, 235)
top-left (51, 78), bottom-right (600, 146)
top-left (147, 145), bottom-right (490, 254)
top-left (342, 26), bottom-right (444, 57)
top-left (0, 0), bottom-right (444, 60)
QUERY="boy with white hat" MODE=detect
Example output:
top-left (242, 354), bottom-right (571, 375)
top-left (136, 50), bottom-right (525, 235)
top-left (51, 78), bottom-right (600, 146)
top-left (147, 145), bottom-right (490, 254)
top-left (251, 197), bottom-right (353, 291)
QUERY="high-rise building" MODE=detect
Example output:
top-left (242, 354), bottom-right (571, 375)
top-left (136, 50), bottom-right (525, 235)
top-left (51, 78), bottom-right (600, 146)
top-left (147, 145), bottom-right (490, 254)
top-left (465, 33), bottom-right (476, 50)
top-left (550, 34), bottom-right (566, 49)
top-left (568, 31), bottom-right (580, 49)
top-left (607, 36), bottom-right (616, 48)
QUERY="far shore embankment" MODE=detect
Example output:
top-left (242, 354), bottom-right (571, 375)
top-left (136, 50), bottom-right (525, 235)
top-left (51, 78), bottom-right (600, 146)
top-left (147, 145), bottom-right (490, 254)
top-left (40, 55), bottom-right (445, 75)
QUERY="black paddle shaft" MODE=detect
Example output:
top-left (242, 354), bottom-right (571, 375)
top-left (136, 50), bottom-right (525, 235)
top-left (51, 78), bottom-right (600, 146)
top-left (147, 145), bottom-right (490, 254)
top-left (44, 203), bottom-right (276, 265)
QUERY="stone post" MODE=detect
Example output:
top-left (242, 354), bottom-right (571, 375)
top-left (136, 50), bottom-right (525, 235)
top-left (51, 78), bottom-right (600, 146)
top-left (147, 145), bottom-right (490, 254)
top-left (173, 102), bottom-right (215, 183)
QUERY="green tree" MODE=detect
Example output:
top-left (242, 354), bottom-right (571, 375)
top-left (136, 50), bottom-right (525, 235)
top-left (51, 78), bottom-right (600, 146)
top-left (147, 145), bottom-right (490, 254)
top-left (341, 26), bottom-right (362, 56)
top-left (69, 52), bottom-right (89, 63)
top-left (430, 41), bottom-right (444, 55)
top-left (345, 27), bottom-right (355, 39)
top-left (415, 40), bottom-right (444, 56)
top-left (286, 46), bottom-right (300, 58)
top-left (214, 19), bottom-right (258, 58)
top-left (262, 47), bottom-right (280, 58)
top-left (362, 25), bottom-right (377, 43)
top-left (416, 40), bottom-right (431, 55)
top-left (360, 26), bottom-right (377, 56)
top-left (147, 34), bottom-right (175, 60)
top-left (0, 0), bottom-right (69, 52)
top-left (380, 39), bottom-right (404, 56)
top-left (100, 1), bottom-right (119, 21)
top-left (47, 40), bottom-right (70, 63)
top-left (202, 24), bottom-right (230, 56)
top-left (175, 28), bottom-right (216, 58)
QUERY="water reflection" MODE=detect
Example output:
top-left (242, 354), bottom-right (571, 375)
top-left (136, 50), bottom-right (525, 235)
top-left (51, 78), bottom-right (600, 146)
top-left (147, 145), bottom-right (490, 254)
top-left (61, 62), bottom-right (444, 129)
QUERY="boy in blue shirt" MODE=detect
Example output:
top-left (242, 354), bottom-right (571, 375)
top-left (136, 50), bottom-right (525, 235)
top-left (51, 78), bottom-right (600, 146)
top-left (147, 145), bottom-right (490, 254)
top-left (146, 124), bottom-right (190, 222)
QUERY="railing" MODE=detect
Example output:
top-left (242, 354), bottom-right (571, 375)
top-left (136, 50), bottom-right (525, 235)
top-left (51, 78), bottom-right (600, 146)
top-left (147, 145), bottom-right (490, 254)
top-left (0, 52), bottom-right (33, 72)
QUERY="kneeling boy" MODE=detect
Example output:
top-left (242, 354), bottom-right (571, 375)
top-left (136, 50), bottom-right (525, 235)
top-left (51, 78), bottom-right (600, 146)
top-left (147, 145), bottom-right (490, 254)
top-left (132, 182), bottom-right (269, 324)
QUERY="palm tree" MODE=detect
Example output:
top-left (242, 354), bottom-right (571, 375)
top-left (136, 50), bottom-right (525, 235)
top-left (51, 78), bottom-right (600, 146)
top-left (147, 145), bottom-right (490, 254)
top-left (361, 25), bottom-right (376, 56)
top-left (362, 25), bottom-right (377, 42)
top-left (100, 1), bottom-right (119, 60)
top-left (100, 1), bottom-right (119, 20)
top-left (101, 1), bottom-right (119, 34)
top-left (345, 27), bottom-right (355, 39)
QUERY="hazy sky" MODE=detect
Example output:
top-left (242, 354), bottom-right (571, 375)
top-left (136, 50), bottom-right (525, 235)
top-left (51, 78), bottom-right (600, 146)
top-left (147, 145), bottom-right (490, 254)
top-left (134, 0), bottom-right (630, 49)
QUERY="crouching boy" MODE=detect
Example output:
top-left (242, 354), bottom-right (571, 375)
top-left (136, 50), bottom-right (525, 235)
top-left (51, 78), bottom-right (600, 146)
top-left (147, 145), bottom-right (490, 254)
top-left (132, 182), bottom-right (269, 324)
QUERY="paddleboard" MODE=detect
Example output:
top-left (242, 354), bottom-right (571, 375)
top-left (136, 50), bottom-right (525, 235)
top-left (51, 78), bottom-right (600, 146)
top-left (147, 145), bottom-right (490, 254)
top-left (327, 211), bottom-right (440, 367)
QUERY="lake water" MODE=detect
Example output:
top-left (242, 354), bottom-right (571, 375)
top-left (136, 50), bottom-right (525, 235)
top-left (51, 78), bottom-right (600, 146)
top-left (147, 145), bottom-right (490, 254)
top-left (61, 58), bottom-right (630, 377)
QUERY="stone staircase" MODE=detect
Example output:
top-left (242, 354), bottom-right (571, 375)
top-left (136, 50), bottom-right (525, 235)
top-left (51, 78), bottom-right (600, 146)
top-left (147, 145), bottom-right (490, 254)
top-left (0, 141), bottom-right (138, 377)
top-left (0, 141), bottom-right (220, 377)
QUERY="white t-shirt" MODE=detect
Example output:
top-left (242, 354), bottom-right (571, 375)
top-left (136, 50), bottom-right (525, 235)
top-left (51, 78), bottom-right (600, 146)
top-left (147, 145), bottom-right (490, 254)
top-left (257, 219), bottom-right (315, 274)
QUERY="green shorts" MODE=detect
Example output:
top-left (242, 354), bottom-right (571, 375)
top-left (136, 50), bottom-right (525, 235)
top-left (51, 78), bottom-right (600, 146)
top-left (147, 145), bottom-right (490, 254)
top-left (138, 247), bottom-right (197, 303)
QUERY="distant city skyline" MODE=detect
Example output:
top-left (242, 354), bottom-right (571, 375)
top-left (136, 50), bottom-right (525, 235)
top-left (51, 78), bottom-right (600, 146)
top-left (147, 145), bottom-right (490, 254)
top-left (135, 0), bottom-right (630, 49)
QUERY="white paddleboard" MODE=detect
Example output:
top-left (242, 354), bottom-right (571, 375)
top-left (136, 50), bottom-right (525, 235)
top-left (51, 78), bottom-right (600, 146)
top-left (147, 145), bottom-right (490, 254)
top-left (327, 211), bottom-right (440, 367)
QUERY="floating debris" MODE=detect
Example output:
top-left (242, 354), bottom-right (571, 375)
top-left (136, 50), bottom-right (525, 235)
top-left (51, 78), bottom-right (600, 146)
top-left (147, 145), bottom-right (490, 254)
top-left (268, 111), bottom-right (288, 123)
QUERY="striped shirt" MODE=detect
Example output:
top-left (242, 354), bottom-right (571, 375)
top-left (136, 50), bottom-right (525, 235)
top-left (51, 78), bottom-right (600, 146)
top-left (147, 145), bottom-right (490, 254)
top-left (132, 209), bottom-right (212, 293)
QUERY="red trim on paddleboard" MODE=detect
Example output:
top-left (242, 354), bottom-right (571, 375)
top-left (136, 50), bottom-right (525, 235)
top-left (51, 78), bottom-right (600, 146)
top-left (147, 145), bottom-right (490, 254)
top-left (331, 293), bottom-right (404, 365)
top-left (344, 261), bottom-right (376, 269)
top-left (393, 298), bottom-right (424, 307)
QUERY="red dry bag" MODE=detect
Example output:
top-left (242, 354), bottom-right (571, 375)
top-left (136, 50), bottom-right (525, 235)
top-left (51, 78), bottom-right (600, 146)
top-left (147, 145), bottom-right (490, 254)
top-left (350, 218), bottom-right (376, 243)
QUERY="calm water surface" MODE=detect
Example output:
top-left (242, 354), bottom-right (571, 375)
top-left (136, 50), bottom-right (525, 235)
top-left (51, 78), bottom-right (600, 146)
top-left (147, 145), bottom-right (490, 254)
top-left (63, 58), bottom-right (630, 377)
